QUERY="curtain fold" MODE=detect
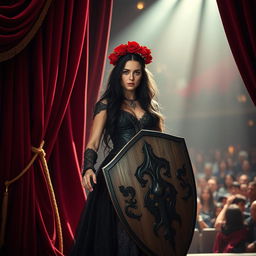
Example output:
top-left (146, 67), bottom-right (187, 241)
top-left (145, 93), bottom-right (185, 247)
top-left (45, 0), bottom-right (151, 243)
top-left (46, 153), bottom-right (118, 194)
top-left (0, 0), bottom-right (53, 61)
top-left (0, 0), bottom-right (113, 255)
top-left (86, 0), bottom-right (113, 140)
top-left (216, 0), bottom-right (256, 105)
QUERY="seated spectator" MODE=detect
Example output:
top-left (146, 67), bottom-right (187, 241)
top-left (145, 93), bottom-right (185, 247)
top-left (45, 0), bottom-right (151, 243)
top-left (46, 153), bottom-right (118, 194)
top-left (234, 150), bottom-right (249, 177)
top-left (240, 183), bottom-right (248, 198)
top-left (237, 160), bottom-right (254, 181)
top-left (196, 198), bottom-right (210, 231)
top-left (218, 174), bottom-right (235, 196)
top-left (196, 176), bottom-right (207, 195)
top-left (217, 193), bottom-right (229, 206)
top-left (199, 186), bottom-right (216, 227)
top-left (216, 160), bottom-right (232, 187)
top-left (207, 177), bottom-right (219, 201)
top-left (203, 162), bottom-right (213, 181)
top-left (231, 181), bottom-right (241, 195)
top-left (245, 181), bottom-right (256, 213)
top-left (232, 194), bottom-right (250, 220)
top-left (194, 152), bottom-right (205, 174)
top-left (212, 149), bottom-right (222, 176)
top-left (238, 173), bottom-right (249, 185)
top-left (213, 204), bottom-right (248, 253)
top-left (215, 195), bottom-right (241, 230)
top-left (245, 200), bottom-right (256, 252)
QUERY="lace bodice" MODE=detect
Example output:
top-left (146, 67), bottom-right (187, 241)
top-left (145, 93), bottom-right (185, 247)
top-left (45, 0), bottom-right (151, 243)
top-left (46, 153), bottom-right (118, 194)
top-left (94, 101), bottom-right (158, 151)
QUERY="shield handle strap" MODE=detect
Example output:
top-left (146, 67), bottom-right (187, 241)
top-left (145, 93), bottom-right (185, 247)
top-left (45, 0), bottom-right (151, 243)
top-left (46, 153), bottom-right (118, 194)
top-left (0, 141), bottom-right (63, 253)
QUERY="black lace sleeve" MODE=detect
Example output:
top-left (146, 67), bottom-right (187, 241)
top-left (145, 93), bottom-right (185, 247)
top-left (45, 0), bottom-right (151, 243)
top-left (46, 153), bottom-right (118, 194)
top-left (93, 101), bottom-right (107, 118)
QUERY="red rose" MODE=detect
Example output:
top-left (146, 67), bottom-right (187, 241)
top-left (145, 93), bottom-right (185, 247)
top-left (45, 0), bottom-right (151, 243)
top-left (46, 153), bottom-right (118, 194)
top-left (138, 46), bottom-right (147, 56)
top-left (114, 44), bottom-right (127, 56)
top-left (145, 55), bottom-right (152, 64)
top-left (137, 46), bottom-right (152, 64)
top-left (127, 41), bottom-right (141, 53)
top-left (140, 46), bottom-right (151, 56)
top-left (108, 53), bottom-right (119, 65)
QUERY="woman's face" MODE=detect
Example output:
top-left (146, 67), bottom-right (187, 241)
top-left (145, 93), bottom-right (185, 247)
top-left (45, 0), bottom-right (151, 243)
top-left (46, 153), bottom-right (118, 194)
top-left (121, 60), bottom-right (142, 94)
top-left (219, 160), bottom-right (227, 171)
top-left (201, 189), bottom-right (210, 201)
top-left (225, 175), bottom-right (234, 186)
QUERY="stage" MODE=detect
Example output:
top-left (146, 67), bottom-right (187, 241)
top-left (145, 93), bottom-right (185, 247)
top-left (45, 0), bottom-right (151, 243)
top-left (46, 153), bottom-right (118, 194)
top-left (187, 254), bottom-right (256, 256)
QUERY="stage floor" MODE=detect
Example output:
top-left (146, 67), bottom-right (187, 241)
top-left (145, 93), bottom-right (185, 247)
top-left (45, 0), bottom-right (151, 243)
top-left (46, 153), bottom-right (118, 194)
top-left (187, 254), bottom-right (256, 256)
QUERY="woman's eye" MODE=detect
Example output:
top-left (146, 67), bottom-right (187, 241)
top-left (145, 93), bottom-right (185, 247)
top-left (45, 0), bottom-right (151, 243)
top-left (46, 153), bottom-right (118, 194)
top-left (122, 70), bottom-right (129, 74)
top-left (135, 71), bottom-right (141, 75)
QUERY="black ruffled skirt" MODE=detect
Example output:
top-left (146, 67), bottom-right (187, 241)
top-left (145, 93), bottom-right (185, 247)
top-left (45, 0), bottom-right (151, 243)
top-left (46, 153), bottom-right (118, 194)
top-left (69, 152), bottom-right (144, 256)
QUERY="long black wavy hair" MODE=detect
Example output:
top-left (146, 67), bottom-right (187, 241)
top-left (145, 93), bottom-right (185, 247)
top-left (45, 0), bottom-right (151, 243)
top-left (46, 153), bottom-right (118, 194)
top-left (222, 204), bottom-right (245, 235)
top-left (99, 53), bottom-right (164, 150)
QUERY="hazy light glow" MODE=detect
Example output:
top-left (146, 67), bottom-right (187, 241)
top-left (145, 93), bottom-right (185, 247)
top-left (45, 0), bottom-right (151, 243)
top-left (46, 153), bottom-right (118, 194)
top-left (110, 0), bottom-right (178, 47)
top-left (237, 94), bottom-right (247, 103)
top-left (137, 2), bottom-right (144, 10)
top-left (107, 0), bottom-right (256, 149)
top-left (228, 145), bottom-right (235, 155)
top-left (248, 120), bottom-right (254, 127)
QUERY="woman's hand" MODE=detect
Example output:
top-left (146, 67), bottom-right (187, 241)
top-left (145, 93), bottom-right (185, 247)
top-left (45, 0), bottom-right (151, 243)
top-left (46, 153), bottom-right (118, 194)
top-left (82, 169), bottom-right (97, 192)
top-left (226, 195), bottom-right (236, 205)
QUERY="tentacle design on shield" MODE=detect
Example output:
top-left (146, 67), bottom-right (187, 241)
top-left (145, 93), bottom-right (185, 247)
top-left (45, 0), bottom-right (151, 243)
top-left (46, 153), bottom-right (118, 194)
top-left (102, 130), bottom-right (197, 256)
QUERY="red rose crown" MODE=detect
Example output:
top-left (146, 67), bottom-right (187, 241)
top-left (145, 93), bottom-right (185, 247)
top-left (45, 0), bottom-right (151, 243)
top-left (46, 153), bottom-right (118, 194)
top-left (108, 41), bottom-right (152, 65)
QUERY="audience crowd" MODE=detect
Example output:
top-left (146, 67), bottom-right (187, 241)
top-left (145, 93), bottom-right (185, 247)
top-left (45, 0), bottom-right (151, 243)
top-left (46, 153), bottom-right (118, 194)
top-left (189, 146), bottom-right (256, 253)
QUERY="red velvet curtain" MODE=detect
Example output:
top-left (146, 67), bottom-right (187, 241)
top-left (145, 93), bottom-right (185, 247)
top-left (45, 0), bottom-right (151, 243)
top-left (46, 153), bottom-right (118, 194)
top-left (0, 0), bottom-right (46, 49)
top-left (0, 0), bottom-right (112, 255)
top-left (216, 0), bottom-right (256, 105)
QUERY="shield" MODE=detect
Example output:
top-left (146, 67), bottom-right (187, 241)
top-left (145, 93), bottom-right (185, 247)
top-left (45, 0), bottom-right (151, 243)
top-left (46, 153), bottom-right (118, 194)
top-left (102, 130), bottom-right (197, 256)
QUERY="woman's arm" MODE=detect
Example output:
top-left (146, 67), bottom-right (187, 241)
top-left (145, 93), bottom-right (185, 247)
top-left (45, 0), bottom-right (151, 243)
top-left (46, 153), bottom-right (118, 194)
top-left (246, 241), bottom-right (256, 253)
top-left (82, 102), bottom-right (107, 192)
top-left (214, 195), bottom-right (235, 231)
top-left (86, 106), bottom-right (107, 152)
top-left (197, 215), bottom-right (209, 230)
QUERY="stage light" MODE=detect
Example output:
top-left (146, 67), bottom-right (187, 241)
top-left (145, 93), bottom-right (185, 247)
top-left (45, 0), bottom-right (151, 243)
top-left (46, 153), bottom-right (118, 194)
top-left (137, 1), bottom-right (144, 10)
top-left (228, 145), bottom-right (235, 155)
top-left (247, 120), bottom-right (254, 127)
top-left (237, 94), bottom-right (247, 103)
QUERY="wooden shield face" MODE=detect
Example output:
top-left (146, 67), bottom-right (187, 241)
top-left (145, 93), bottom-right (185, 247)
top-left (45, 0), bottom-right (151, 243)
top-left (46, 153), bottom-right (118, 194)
top-left (102, 130), bottom-right (197, 256)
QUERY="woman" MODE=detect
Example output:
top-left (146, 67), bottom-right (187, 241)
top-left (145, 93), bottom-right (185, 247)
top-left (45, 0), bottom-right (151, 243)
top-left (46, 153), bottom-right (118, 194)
top-left (196, 198), bottom-right (211, 231)
top-left (213, 204), bottom-right (248, 253)
top-left (199, 186), bottom-right (217, 227)
top-left (70, 41), bottom-right (164, 256)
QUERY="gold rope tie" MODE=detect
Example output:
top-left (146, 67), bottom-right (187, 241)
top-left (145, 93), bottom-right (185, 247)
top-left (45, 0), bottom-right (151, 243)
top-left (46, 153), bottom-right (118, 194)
top-left (0, 141), bottom-right (63, 253)
top-left (31, 144), bottom-right (63, 253)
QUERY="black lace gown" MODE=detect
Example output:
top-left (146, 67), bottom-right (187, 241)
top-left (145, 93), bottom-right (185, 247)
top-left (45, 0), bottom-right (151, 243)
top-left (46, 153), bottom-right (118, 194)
top-left (70, 102), bottom-right (158, 256)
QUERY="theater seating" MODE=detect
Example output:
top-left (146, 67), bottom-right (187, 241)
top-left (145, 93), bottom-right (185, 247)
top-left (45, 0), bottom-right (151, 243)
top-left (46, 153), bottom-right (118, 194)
top-left (188, 228), bottom-right (216, 253)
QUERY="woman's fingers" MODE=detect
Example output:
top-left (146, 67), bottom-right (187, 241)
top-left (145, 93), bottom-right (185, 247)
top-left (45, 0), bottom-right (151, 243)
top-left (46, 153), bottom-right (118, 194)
top-left (87, 174), bottom-right (93, 191)
top-left (92, 173), bottom-right (97, 185)
top-left (82, 176), bottom-right (86, 187)
top-left (82, 170), bottom-right (96, 192)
